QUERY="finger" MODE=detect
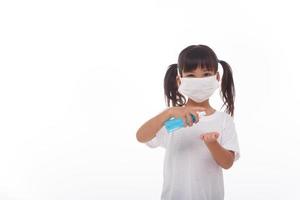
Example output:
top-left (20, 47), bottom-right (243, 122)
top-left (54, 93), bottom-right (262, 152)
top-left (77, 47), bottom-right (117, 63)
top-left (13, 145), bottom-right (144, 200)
top-left (203, 135), bottom-right (209, 141)
top-left (204, 134), bottom-right (211, 142)
top-left (180, 115), bottom-right (188, 127)
top-left (214, 132), bottom-right (220, 138)
top-left (208, 132), bottom-right (218, 138)
top-left (186, 112), bottom-right (193, 126)
top-left (185, 113), bottom-right (193, 126)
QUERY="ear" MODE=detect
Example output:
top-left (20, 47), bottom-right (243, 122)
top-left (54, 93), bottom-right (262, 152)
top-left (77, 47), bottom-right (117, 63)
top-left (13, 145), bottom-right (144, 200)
top-left (176, 75), bottom-right (181, 87)
top-left (216, 72), bottom-right (220, 82)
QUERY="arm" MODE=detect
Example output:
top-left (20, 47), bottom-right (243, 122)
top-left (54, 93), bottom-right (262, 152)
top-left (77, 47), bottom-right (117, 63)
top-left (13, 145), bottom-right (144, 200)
top-left (201, 132), bottom-right (235, 169)
top-left (206, 141), bottom-right (235, 169)
top-left (136, 108), bottom-right (171, 143)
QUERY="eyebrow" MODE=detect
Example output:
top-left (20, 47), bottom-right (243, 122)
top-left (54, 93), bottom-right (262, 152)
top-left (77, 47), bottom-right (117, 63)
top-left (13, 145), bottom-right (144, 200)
top-left (186, 71), bottom-right (213, 75)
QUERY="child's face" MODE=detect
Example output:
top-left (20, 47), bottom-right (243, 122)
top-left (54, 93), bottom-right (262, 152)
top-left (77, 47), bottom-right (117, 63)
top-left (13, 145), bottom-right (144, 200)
top-left (176, 67), bottom-right (220, 86)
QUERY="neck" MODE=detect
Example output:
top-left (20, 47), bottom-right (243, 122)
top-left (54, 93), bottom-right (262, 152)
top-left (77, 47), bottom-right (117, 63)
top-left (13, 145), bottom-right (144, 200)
top-left (185, 99), bottom-right (216, 114)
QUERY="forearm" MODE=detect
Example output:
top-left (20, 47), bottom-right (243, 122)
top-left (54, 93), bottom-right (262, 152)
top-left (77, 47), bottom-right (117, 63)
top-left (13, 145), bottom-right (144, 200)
top-left (136, 108), bottom-right (170, 143)
top-left (205, 141), bottom-right (234, 169)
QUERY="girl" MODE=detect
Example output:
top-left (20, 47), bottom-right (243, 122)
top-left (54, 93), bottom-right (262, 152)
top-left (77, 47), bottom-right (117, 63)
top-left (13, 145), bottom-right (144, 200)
top-left (136, 44), bottom-right (240, 200)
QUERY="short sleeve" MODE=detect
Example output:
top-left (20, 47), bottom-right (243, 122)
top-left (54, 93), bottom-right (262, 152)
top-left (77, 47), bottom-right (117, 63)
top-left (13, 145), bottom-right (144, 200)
top-left (220, 114), bottom-right (240, 161)
top-left (145, 126), bottom-right (168, 148)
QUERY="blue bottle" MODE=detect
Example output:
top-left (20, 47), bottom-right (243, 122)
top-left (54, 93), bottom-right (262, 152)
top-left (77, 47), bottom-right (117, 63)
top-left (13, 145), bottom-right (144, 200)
top-left (164, 111), bottom-right (206, 134)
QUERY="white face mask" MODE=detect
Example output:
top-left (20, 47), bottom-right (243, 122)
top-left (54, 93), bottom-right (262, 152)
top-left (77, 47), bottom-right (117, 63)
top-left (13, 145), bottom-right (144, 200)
top-left (178, 74), bottom-right (219, 103)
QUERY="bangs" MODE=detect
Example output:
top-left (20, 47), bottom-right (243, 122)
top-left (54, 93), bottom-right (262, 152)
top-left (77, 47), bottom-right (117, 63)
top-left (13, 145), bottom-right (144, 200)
top-left (178, 45), bottom-right (218, 73)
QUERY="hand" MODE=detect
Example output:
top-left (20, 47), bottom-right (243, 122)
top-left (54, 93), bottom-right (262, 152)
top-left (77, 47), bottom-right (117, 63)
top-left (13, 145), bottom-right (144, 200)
top-left (200, 132), bottom-right (220, 144)
top-left (167, 106), bottom-right (206, 127)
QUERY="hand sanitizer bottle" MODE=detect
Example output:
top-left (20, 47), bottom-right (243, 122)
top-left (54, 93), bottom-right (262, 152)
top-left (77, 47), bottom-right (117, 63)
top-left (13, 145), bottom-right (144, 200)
top-left (164, 111), bottom-right (206, 134)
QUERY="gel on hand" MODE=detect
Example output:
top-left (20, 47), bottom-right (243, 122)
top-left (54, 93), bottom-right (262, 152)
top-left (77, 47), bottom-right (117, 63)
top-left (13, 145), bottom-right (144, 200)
top-left (164, 111), bottom-right (206, 134)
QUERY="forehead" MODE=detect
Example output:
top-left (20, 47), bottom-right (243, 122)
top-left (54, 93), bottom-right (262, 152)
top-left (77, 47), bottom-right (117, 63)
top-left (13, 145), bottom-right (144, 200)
top-left (183, 67), bottom-right (214, 74)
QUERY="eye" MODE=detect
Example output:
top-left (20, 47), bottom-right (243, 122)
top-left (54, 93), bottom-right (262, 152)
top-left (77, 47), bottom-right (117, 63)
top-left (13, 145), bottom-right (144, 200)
top-left (204, 73), bottom-right (212, 77)
top-left (186, 74), bottom-right (195, 77)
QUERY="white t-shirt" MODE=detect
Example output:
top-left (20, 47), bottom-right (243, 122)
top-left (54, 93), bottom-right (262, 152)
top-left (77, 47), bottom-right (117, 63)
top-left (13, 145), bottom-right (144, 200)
top-left (146, 111), bottom-right (240, 200)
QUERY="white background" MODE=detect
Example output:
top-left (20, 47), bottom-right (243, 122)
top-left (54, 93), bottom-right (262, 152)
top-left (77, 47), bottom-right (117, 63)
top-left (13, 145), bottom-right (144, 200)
top-left (1, 0), bottom-right (300, 199)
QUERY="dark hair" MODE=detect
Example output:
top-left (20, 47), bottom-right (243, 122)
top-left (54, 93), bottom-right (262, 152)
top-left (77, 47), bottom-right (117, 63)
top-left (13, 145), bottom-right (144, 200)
top-left (163, 44), bottom-right (235, 116)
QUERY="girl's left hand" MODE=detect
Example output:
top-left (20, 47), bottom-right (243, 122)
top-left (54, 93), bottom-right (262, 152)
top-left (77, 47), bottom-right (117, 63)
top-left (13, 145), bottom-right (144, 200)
top-left (200, 132), bottom-right (220, 144)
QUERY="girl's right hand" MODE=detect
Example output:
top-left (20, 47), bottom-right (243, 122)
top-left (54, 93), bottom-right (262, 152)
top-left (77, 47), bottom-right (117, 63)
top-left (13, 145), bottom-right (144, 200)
top-left (166, 106), bottom-right (206, 127)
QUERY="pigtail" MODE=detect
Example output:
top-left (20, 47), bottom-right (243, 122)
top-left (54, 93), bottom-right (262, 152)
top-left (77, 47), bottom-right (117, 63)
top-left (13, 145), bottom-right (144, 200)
top-left (164, 64), bottom-right (186, 107)
top-left (219, 60), bottom-right (235, 116)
